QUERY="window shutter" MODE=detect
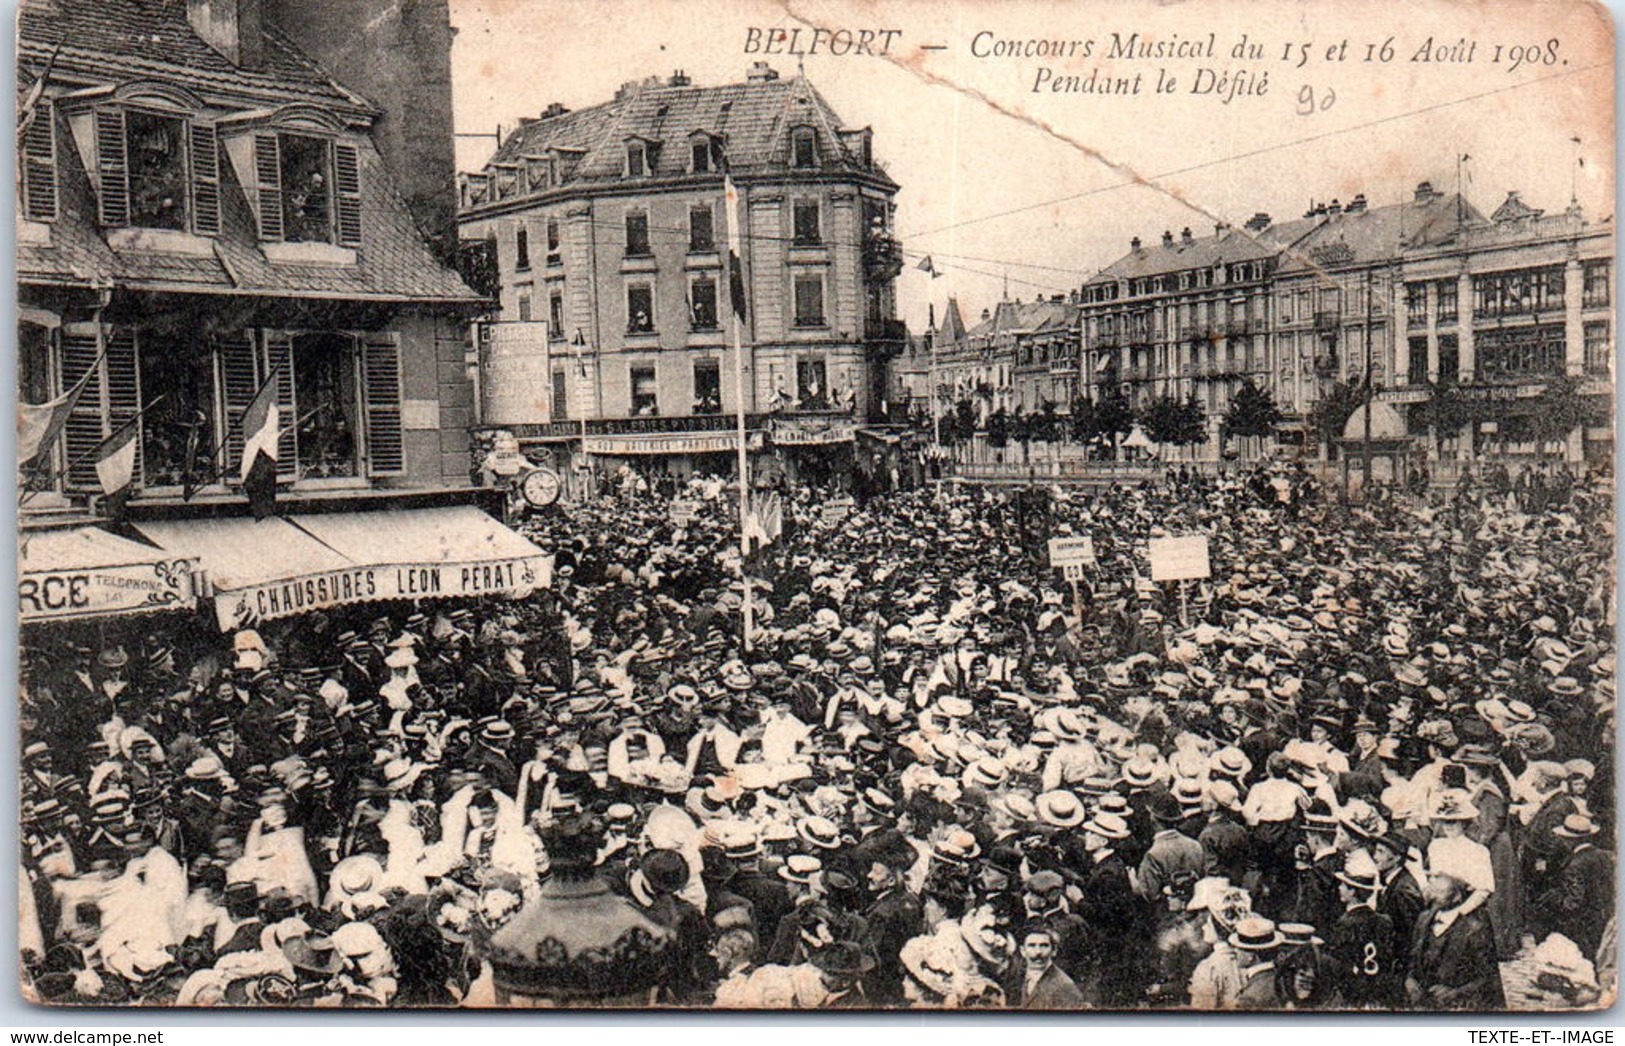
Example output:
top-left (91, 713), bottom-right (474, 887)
top-left (21, 97), bottom-right (57, 222)
top-left (189, 122), bottom-right (221, 236)
top-left (104, 329), bottom-right (142, 488)
top-left (262, 333), bottom-right (299, 479)
top-left (361, 332), bottom-right (404, 476)
top-left (333, 142), bottom-right (362, 247)
top-left (253, 133), bottom-right (284, 241)
top-left (60, 332), bottom-right (104, 490)
top-left (94, 108), bottom-right (129, 227)
top-left (217, 332), bottom-right (259, 475)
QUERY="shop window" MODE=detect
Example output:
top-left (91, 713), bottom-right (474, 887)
top-left (630, 366), bottom-right (659, 415)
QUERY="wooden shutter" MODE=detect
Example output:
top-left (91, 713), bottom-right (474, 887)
top-left (189, 122), bottom-right (221, 236)
top-left (94, 108), bottom-right (129, 227)
top-left (216, 332), bottom-right (259, 475)
top-left (21, 97), bottom-right (57, 222)
top-left (262, 333), bottom-right (298, 479)
top-left (60, 332), bottom-right (104, 490)
top-left (253, 133), bottom-right (283, 241)
top-left (333, 142), bottom-right (362, 247)
top-left (104, 329), bottom-right (142, 488)
top-left (361, 332), bottom-right (404, 476)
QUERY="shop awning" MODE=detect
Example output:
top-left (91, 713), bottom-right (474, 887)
top-left (135, 507), bottom-right (552, 631)
top-left (19, 526), bottom-right (197, 624)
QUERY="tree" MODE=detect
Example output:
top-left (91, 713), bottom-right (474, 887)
top-left (1223, 380), bottom-right (1282, 441)
top-left (1070, 395), bottom-right (1099, 445)
top-left (1137, 394), bottom-right (1184, 447)
top-left (1528, 373), bottom-right (1589, 460)
top-left (1032, 400), bottom-right (1060, 445)
top-left (1096, 384), bottom-right (1135, 456)
top-left (1176, 392), bottom-right (1210, 447)
top-left (954, 398), bottom-right (977, 443)
top-left (1307, 378), bottom-right (1368, 460)
top-left (987, 407), bottom-right (1010, 449)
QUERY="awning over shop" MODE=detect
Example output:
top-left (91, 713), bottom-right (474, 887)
top-left (19, 526), bottom-right (197, 624)
top-left (135, 507), bottom-right (552, 631)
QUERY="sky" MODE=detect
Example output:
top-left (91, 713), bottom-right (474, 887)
top-left (449, 0), bottom-right (1614, 332)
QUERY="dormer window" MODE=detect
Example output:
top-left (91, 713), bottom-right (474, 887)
top-left (790, 126), bottom-right (817, 168)
top-left (525, 156), bottom-right (554, 192)
top-left (626, 140), bottom-right (651, 177)
top-left (238, 129), bottom-right (362, 247)
top-left (85, 109), bottom-right (220, 236)
top-left (690, 132), bottom-right (723, 174)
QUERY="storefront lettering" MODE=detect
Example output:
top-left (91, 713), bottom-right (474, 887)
top-left (19, 574), bottom-right (91, 612)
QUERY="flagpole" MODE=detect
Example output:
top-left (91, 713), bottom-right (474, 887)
top-left (726, 173), bottom-right (754, 654)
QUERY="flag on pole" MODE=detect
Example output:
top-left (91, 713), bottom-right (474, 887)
top-left (93, 416), bottom-right (139, 519)
top-left (917, 255), bottom-right (942, 278)
top-left (240, 369), bottom-right (280, 520)
top-left (724, 173), bottom-right (748, 323)
top-left (17, 358), bottom-right (97, 466)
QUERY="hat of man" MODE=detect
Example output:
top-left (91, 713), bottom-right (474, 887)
top-left (1554, 813), bottom-right (1601, 839)
top-left (1081, 811), bottom-right (1132, 841)
top-left (639, 848), bottom-right (691, 895)
top-left (1229, 916), bottom-right (1283, 952)
top-left (1150, 791), bottom-right (1186, 825)
top-left (797, 816), bottom-right (842, 851)
top-left (810, 941), bottom-right (875, 978)
top-left (778, 854), bottom-right (823, 885)
top-left (1035, 790), bottom-right (1087, 828)
top-left (1279, 923), bottom-right (1324, 948)
top-left (933, 828), bottom-right (982, 864)
top-left (1334, 850), bottom-right (1382, 892)
top-left (480, 720), bottom-right (515, 746)
top-left (964, 757), bottom-right (1007, 791)
top-left (186, 756), bottom-right (226, 782)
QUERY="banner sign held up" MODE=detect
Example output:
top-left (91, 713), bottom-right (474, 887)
top-left (1148, 535), bottom-right (1211, 582)
top-left (1048, 536), bottom-right (1096, 568)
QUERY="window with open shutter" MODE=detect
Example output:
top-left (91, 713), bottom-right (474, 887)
top-left (22, 97), bottom-right (57, 222)
top-left (60, 332), bottom-right (104, 490)
top-left (253, 133), bottom-right (284, 241)
top-left (94, 108), bottom-right (130, 226)
top-left (216, 332), bottom-right (259, 475)
top-left (104, 330), bottom-right (142, 487)
top-left (333, 142), bottom-right (362, 247)
top-left (361, 333), bottom-right (404, 476)
top-left (262, 333), bottom-right (299, 479)
top-left (190, 123), bottom-right (221, 236)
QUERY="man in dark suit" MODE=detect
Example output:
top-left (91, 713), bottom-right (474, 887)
top-left (1074, 812), bottom-right (1146, 1007)
top-left (1326, 850), bottom-right (1400, 1008)
top-left (724, 835), bottom-right (792, 954)
top-left (1373, 833), bottom-right (1426, 983)
top-left (1407, 864), bottom-right (1504, 1010)
top-left (1534, 814), bottom-right (1612, 958)
top-left (1016, 923), bottom-right (1085, 1008)
top-left (860, 835), bottom-right (923, 1006)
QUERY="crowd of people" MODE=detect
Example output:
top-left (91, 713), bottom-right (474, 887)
top-left (18, 458), bottom-right (1617, 1010)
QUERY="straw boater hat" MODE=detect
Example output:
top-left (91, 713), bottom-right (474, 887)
top-left (1228, 916), bottom-right (1284, 952)
top-left (1035, 790), bottom-right (1087, 828)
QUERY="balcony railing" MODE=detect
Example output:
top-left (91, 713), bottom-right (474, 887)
top-left (865, 317), bottom-right (909, 343)
top-left (864, 234), bottom-right (905, 282)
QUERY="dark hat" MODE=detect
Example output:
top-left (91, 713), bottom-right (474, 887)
top-left (810, 941), bottom-right (875, 978)
top-left (1150, 791), bottom-right (1185, 825)
top-left (639, 848), bottom-right (690, 895)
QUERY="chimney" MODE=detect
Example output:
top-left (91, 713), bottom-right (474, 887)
top-left (981, 308), bottom-right (991, 320)
top-left (1327, 199), bottom-right (1342, 215)
top-left (1130, 236), bottom-right (1142, 251)
top-left (187, 0), bottom-right (264, 69)
top-left (541, 102), bottom-right (570, 119)
top-left (1244, 212), bottom-right (1271, 232)
top-left (668, 69), bottom-right (692, 87)
top-left (1180, 226), bottom-right (1194, 244)
top-left (747, 61), bottom-right (780, 82)
top-left (1414, 181), bottom-right (1438, 202)
top-left (1068, 288), bottom-right (1079, 304)
top-left (1161, 230), bottom-right (1174, 247)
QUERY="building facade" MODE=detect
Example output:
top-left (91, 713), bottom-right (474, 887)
top-left (15, 0), bottom-right (553, 633)
top-left (457, 63), bottom-right (905, 482)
